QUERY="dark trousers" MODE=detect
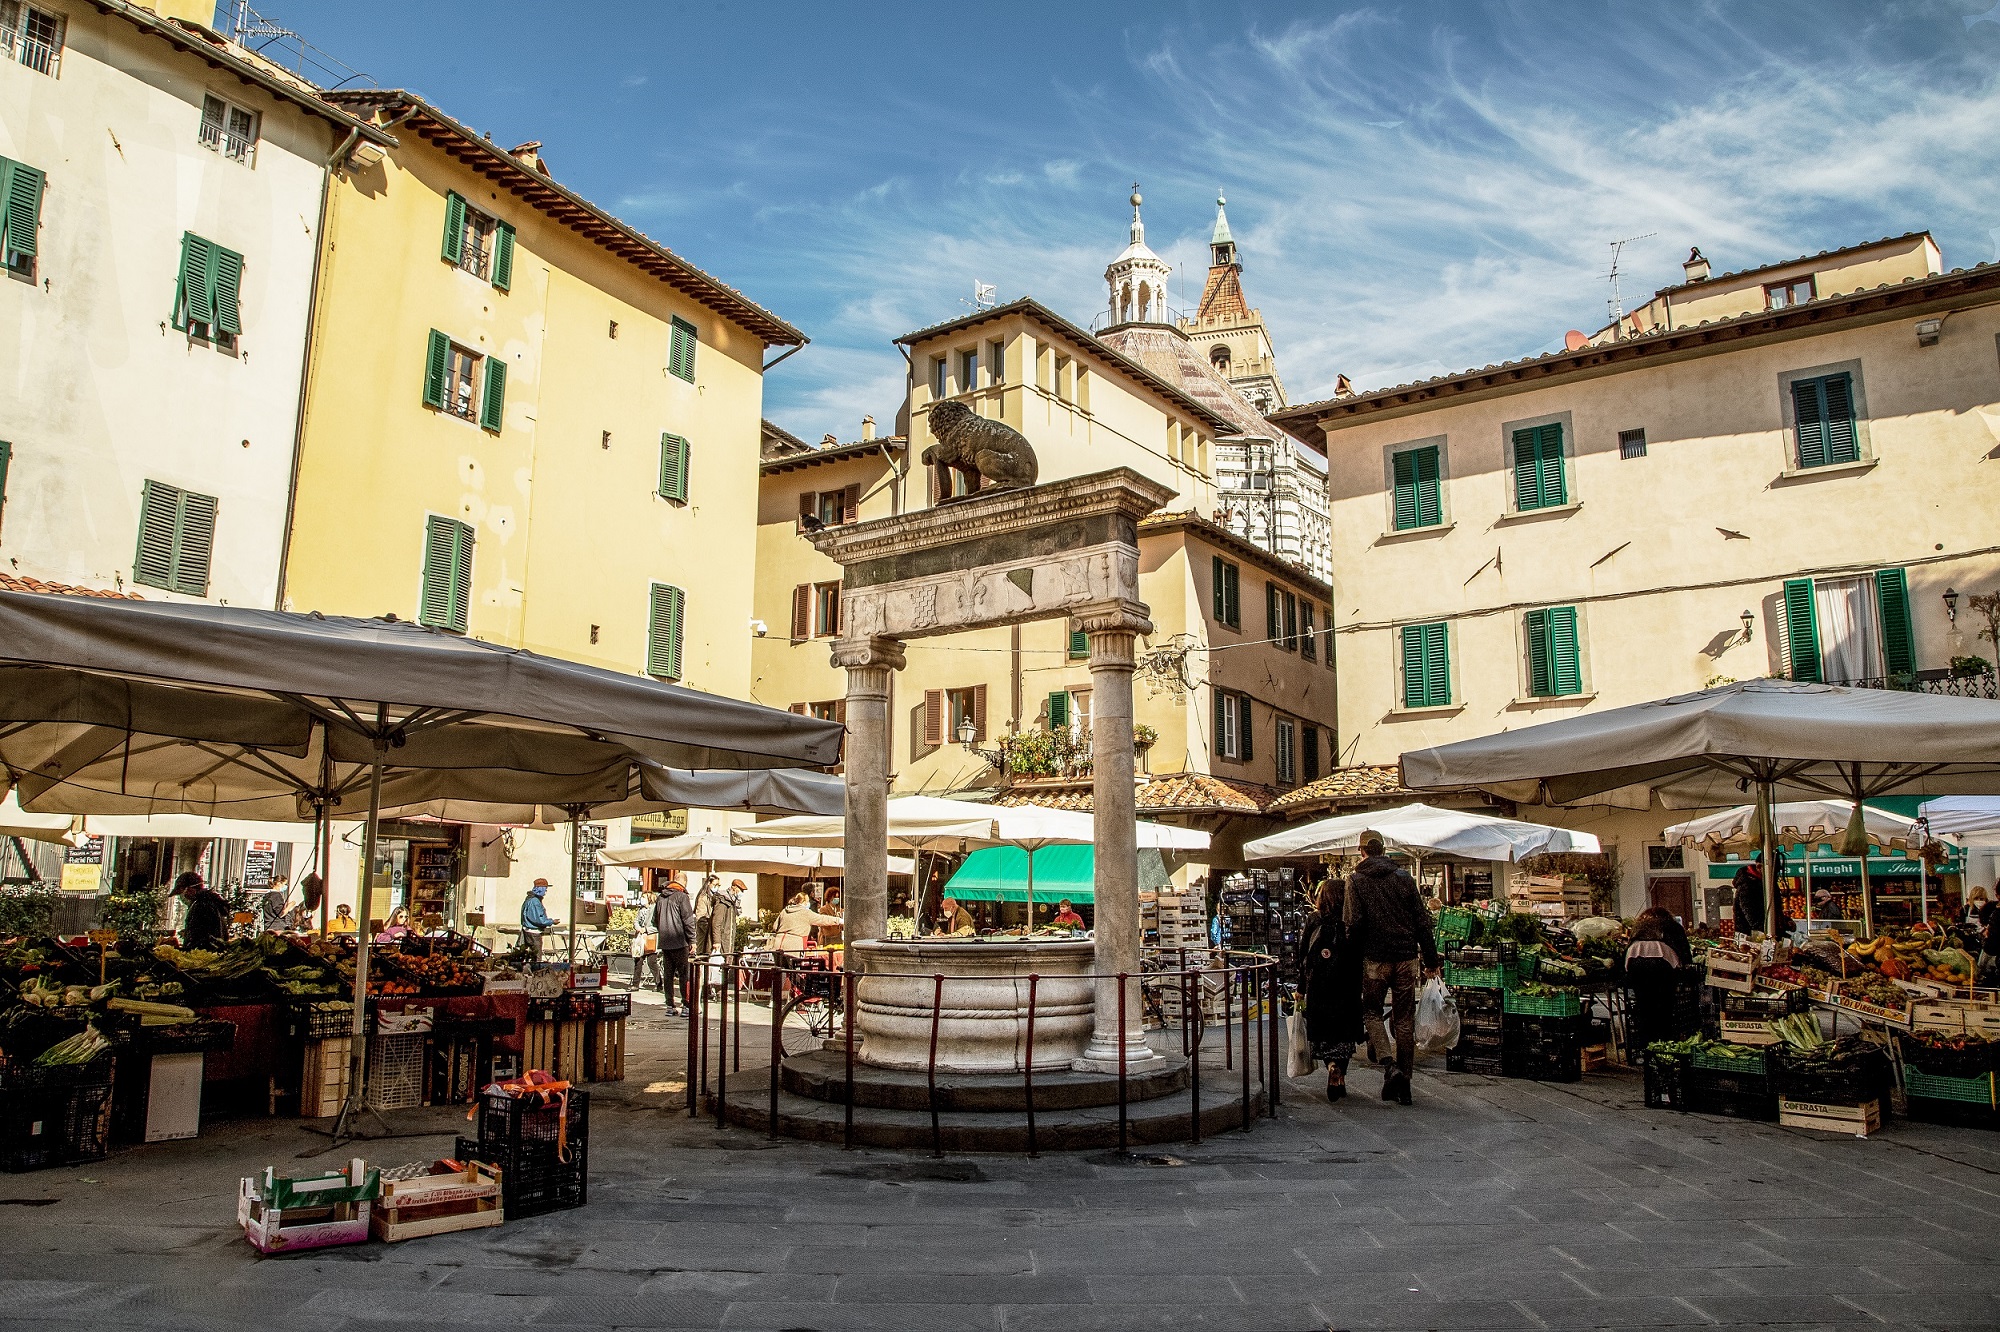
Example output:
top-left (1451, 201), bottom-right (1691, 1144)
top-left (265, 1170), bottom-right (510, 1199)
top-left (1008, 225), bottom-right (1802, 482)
top-left (1360, 958), bottom-right (1424, 1080)
top-left (660, 948), bottom-right (690, 1008)
top-left (694, 917), bottom-right (713, 959)
top-left (633, 949), bottom-right (662, 988)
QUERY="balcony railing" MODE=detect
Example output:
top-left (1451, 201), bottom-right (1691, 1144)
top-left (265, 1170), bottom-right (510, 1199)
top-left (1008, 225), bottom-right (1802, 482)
top-left (198, 121), bottom-right (257, 165)
top-left (4, 30), bottom-right (60, 76)
top-left (1833, 670), bottom-right (1997, 699)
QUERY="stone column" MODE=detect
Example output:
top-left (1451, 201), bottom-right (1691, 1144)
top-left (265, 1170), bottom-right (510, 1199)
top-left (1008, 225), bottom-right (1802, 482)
top-left (830, 635), bottom-right (905, 969)
top-left (1075, 599), bottom-right (1163, 1070)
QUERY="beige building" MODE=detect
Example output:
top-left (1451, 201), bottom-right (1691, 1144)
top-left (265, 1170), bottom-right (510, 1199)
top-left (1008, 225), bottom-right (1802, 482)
top-left (1273, 233), bottom-right (2000, 917)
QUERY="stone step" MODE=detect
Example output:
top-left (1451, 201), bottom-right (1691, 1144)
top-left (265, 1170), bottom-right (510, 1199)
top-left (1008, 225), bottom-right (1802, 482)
top-left (779, 1047), bottom-right (1195, 1112)
top-left (716, 1069), bottom-right (1270, 1152)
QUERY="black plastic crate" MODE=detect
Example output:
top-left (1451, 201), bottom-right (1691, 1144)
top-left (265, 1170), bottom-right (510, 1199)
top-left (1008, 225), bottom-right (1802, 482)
top-left (141, 1020), bottom-right (235, 1055)
top-left (1644, 1057), bottom-right (1688, 1110)
top-left (559, 991), bottom-right (601, 1020)
top-left (1445, 1050), bottom-right (1505, 1076)
top-left (294, 1002), bottom-right (356, 1040)
top-left (1904, 1097), bottom-right (2000, 1131)
top-left (525, 998), bottom-right (562, 1022)
top-left (1686, 1085), bottom-right (1778, 1121)
top-left (1452, 985), bottom-right (1503, 1013)
top-left (595, 992), bottom-right (632, 1020)
top-left (1896, 1033), bottom-right (1999, 1079)
top-left (1776, 1049), bottom-right (1893, 1106)
top-left (1502, 1047), bottom-right (1581, 1082)
top-left (1459, 1008), bottom-right (1504, 1035)
top-left (1, 1089), bottom-right (67, 1173)
top-left (61, 1073), bottom-right (114, 1163)
top-left (1687, 1066), bottom-right (1773, 1101)
top-left (455, 1134), bottom-right (587, 1217)
top-left (477, 1085), bottom-right (590, 1158)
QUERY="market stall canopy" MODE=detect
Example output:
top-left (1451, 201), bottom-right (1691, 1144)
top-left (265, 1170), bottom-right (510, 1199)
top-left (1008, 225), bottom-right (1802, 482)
top-left (942, 845), bottom-right (1175, 903)
top-left (376, 763), bottom-right (845, 828)
top-left (730, 794), bottom-right (1210, 854)
top-left (1916, 796), bottom-right (2000, 838)
top-left (81, 812), bottom-right (334, 844)
top-left (0, 792), bottom-right (80, 846)
top-left (598, 835), bottom-right (912, 877)
top-left (1243, 802), bottom-right (1599, 863)
top-left (1400, 680), bottom-right (2000, 809)
top-left (1663, 800), bottom-right (1917, 855)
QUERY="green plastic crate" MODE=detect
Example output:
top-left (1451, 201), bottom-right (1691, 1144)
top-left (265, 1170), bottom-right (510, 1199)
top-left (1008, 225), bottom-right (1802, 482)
top-left (1503, 987), bottom-right (1582, 1019)
top-left (1904, 1067), bottom-right (1997, 1107)
top-left (1691, 1047), bottom-right (1768, 1077)
top-left (1444, 961), bottom-right (1518, 990)
top-left (1435, 909), bottom-right (1479, 948)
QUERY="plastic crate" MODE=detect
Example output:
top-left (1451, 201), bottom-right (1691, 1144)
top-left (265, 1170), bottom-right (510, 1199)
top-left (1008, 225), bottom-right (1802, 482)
top-left (476, 1085), bottom-right (590, 1159)
top-left (559, 991), bottom-right (600, 1020)
top-left (1502, 1043), bottom-right (1582, 1082)
top-left (1903, 1068), bottom-right (1997, 1107)
top-left (1722, 989), bottom-right (1811, 1018)
top-left (365, 1032), bottom-right (430, 1111)
top-left (1435, 909), bottom-right (1478, 949)
top-left (595, 992), bottom-right (632, 1020)
top-left (1445, 1050), bottom-right (1505, 1075)
top-left (455, 1134), bottom-right (587, 1218)
top-left (1775, 1049), bottom-right (1893, 1106)
top-left (1904, 1096), bottom-right (2000, 1130)
top-left (1896, 1033), bottom-right (1999, 1079)
top-left (1451, 985), bottom-right (1504, 1013)
top-left (1686, 1084), bottom-right (1779, 1121)
top-left (1443, 961), bottom-right (1518, 990)
top-left (1691, 1047), bottom-right (1768, 1077)
top-left (143, 1020), bottom-right (236, 1055)
top-left (1644, 1057), bottom-right (1688, 1109)
top-left (296, 1002), bottom-right (356, 1040)
top-left (1504, 987), bottom-right (1582, 1019)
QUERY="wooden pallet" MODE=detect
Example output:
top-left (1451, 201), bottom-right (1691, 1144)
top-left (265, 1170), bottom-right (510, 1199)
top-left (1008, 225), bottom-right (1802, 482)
top-left (371, 1162), bottom-right (504, 1242)
top-left (587, 1017), bottom-right (626, 1083)
top-left (300, 1037), bottom-right (351, 1118)
top-left (1779, 1097), bottom-right (1881, 1138)
top-left (522, 1020), bottom-right (559, 1077)
top-left (555, 1018), bottom-right (589, 1084)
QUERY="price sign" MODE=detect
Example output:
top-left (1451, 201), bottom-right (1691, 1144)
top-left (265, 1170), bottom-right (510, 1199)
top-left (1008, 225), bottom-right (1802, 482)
top-left (87, 930), bottom-right (118, 945)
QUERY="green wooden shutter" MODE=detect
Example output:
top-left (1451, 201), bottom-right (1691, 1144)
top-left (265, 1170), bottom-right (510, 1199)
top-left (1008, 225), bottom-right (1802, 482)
top-left (1211, 555), bottom-right (1225, 620)
top-left (1393, 446), bottom-right (1440, 529)
top-left (1402, 623), bottom-right (1450, 708)
top-left (1401, 625), bottom-right (1428, 709)
top-left (133, 481), bottom-right (179, 591)
top-left (1821, 373), bottom-right (1858, 465)
top-left (211, 245), bottom-right (243, 337)
top-left (174, 234), bottom-right (214, 331)
top-left (1782, 578), bottom-right (1820, 682)
top-left (171, 490), bottom-right (217, 596)
top-left (479, 356), bottom-right (507, 432)
top-left (1512, 425), bottom-right (1565, 510)
top-left (659, 433), bottom-right (689, 502)
top-left (1537, 425), bottom-right (1567, 508)
top-left (441, 191), bottom-right (465, 265)
top-left (1875, 568), bottom-right (1915, 675)
top-left (1791, 379), bottom-right (1827, 469)
top-left (1525, 608), bottom-right (1552, 696)
top-left (648, 583), bottom-right (685, 679)
top-left (1214, 689), bottom-right (1229, 757)
top-left (1, 157), bottom-right (45, 259)
top-left (1548, 606), bottom-right (1581, 696)
top-left (669, 317), bottom-right (697, 383)
top-left (1266, 582), bottom-right (1279, 641)
top-left (419, 515), bottom-right (458, 629)
top-left (422, 330), bottom-right (449, 408)
top-left (1048, 691), bottom-right (1069, 728)
top-left (1237, 695), bottom-right (1252, 761)
top-left (1392, 449), bottom-right (1419, 530)
top-left (1068, 628), bottom-right (1088, 659)
top-left (0, 440), bottom-right (10, 537)
top-left (1224, 563), bottom-right (1238, 627)
top-left (490, 221), bottom-right (515, 291)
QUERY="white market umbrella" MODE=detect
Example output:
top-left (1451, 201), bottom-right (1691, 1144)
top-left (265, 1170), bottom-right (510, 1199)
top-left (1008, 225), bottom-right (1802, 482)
top-left (1916, 796), bottom-right (2000, 838)
top-left (0, 791), bottom-right (81, 846)
top-left (82, 812), bottom-right (329, 844)
top-left (598, 835), bottom-right (912, 877)
top-left (730, 794), bottom-right (1005, 851)
top-left (1663, 800), bottom-right (1917, 856)
top-left (1244, 802), bottom-right (1599, 863)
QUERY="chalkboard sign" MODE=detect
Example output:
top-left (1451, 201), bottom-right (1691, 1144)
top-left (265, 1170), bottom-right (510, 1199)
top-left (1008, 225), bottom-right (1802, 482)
top-left (243, 840), bottom-right (278, 889)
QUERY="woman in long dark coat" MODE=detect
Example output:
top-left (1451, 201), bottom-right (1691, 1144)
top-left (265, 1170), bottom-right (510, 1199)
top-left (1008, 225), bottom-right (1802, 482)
top-left (1298, 875), bottom-right (1366, 1102)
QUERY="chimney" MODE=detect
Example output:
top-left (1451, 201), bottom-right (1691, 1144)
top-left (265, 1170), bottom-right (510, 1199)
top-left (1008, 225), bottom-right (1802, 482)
top-left (861, 415), bottom-right (876, 441)
top-left (509, 141), bottom-right (550, 175)
top-left (1333, 374), bottom-right (1354, 398)
top-left (1682, 247), bottom-right (1711, 284)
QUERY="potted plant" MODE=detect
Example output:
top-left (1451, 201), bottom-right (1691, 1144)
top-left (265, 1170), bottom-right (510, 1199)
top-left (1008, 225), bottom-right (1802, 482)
top-left (1132, 723), bottom-right (1158, 752)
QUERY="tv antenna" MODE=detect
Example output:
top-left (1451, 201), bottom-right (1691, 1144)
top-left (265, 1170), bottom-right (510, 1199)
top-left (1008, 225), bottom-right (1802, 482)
top-left (962, 281), bottom-right (997, 312)
top-left (1606, 233), bottom-right (1656, 322)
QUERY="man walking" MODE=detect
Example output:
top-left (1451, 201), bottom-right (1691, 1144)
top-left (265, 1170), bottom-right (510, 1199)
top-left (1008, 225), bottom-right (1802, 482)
top-left (692, 875), bottom-right (716, 959)
top-left (1343, 832), bottom-right (1439, 1106)
top-left (653, 874), bottom-right (697, 1016)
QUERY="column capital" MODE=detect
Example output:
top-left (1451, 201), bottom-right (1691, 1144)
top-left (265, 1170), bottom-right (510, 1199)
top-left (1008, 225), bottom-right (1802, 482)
top-left (829, 635), bottom-right (907, 674)
top-left (1073, 598), bottom-right (1153, 639)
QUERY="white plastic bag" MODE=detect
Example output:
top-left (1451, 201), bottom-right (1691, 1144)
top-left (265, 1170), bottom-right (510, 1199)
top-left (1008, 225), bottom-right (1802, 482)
top-left (1286, 1008), bottom-right (1316, 1078)
top-left (1414, 977), bottom-right (1459, 1058)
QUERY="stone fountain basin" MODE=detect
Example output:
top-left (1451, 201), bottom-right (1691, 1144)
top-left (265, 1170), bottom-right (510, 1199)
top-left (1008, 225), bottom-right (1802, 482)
top-left (849, 938), bottom-right (1096, 1073)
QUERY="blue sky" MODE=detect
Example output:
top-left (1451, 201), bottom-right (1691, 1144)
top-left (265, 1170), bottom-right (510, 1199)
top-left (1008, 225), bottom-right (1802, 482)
top-left (276, 0), bottom-right (2000, 437)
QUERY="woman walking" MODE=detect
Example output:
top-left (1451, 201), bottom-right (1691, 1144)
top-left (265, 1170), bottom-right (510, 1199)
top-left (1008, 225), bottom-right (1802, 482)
top-left (1298, 876), bottom-right (1366, 1102)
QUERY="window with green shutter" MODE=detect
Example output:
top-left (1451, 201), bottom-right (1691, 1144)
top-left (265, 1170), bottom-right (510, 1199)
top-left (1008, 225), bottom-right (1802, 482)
top-left (479, 356), bottom-right (507, 432)
top-left (1391, 444), bottom-right (1442, 530)
top-left (1524, 606), bottom-right (1582, 697)
top-left (1875, 568), bottom-right (1914, 675)
top-left (441, 191), bottom-right (465, 266)
top-left (419, 514), bottom-right (474, 633)
top-left (1781, 578), bottom-right (1820, 682)
top-left (1510, 423), bottom-right (1567, 511)
top-left (668, 317), bottom-right (698, 383)
top-left (172, 232), bottom-right (243, 345)
top-left (1237, 694), bottom-right (1253, 762)
top-left (1068, 626), bottom-right (1088, 660)
top-left (133, 479), bottom-right (218, 597)
top-left (658, 433), bottom-right (689, 503)
top-left (0, 155), bottom-right (45, 276)
top-left (422, 329), bottom-right (450, 409)
top-left (1401, 622), bottom-right (1451, 709)
top-left (490, 221), bottom-right (515, 292)
top-left (1048, 691), bottom-right (1070, 728)
top-left (1266, 581), bottom-right (1280, 643)
top-left (1790, 372), bottom-right (1859, 468)
top-left (1210, 556), bottom-right (1240, 629)
top-left (648, 582), bottom-right (686, 680)
top-left (1300, 604), bottom-right (1317, 662)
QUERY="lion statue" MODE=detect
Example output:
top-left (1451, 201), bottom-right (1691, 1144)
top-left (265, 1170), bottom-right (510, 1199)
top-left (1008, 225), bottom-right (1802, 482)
top-left (922, 400), bottom-right (1039, 496)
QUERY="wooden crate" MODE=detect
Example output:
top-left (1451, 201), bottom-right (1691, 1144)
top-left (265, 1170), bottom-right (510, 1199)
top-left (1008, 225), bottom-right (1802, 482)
top-left (1580, 1044), bottom-right (1611, 1073)
top-left (370, 1161), bottom-right (504, 1242)
top-left (554, 1019), bottom-right (588, 1084)
top-left (1706, 950), bottom-right (1757, 994)
top-left (1911, 1001), bottom-right (2000, 1036)
top-left (1719, 1018), bottom-right (1781, 1047)
top-left (522, 1020), bottom-right (559, 1077)
top-left (1779, 1097), bottom-right (1881, 1138)
top-left (300, 1037), bottom-right (351, 1118)
top-left (587, 1018), bottom-right (626, 1083)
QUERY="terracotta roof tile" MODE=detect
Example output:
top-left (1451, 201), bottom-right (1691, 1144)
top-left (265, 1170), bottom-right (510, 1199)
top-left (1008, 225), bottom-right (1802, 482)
top-left (993, 772), bottom-right (1274, 816)
top-left (0, 573), bottom-right (144, 599)
top-left (1265, 764), bottom-right (1416, 815)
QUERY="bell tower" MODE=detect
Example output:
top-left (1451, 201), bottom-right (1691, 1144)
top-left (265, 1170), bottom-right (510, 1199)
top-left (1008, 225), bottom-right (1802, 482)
top-left (1103, 185), bottom-right (1174, 328)
top-left (1179, 191), bottom-right (1287, 413)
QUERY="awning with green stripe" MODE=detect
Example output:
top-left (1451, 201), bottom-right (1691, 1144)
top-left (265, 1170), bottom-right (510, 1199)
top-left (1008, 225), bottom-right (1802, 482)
top-left (943, 846), bottom-right (1174, 902)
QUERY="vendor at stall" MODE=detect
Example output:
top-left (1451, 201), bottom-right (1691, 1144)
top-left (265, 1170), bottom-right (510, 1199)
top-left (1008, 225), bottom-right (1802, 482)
top-left (938, 895), bottom-right (975, 937)
top-left (1050, 899), bottom-right (1085, 930)
top-left (174, 871), bottom-right (229, 950)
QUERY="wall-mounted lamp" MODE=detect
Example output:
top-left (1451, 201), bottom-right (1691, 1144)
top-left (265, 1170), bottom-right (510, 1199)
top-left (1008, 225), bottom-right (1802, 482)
top-left (1915, 318), bottom-right (1944, 348)
top-left (1944, 587), bottom-right (1959, 623)
top-left (1740, 609), bottom-right (1755, 644)
top-left (956, 717), bottom-right (978, 748)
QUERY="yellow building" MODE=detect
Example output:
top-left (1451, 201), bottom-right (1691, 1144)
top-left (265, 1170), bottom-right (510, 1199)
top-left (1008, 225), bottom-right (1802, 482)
top-left (281, 92), bottom-right (804, 927)
top-left (1272, 232), bottom-right (2000, 919)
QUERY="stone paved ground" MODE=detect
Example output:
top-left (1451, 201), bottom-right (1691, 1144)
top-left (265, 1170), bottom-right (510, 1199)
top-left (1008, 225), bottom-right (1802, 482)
top-left (3, 1006), bottom-right (1998, 1332)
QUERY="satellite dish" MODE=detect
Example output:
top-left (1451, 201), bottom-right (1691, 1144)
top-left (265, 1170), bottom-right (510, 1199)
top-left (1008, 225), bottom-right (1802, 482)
top-left (1563, 330), bottom-right (1588, 352)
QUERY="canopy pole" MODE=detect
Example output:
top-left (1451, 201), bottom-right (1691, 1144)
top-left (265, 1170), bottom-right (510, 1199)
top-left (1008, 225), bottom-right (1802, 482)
top-left (1758, 777), bottom-right (1777, 942)
top-left (317, 721), bottom-right (333, 935)
top-left (568, 811), bottom-right (581, 971)
top-left (328, 726), bottom-right (389, 1145)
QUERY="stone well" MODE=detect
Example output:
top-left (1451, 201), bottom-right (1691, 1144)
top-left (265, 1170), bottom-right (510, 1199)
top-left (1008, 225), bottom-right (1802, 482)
top-left (849, 938), bottom-right (1096, 1073)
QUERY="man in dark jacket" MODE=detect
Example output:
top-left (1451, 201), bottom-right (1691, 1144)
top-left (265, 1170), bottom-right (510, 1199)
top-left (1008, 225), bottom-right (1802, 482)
top-left (174, 871), bottom-right (230, 951)
top-left (652, 876), bottom-right (697, 1016)
top-left (1342, 833), bottom-right (1439, 1105)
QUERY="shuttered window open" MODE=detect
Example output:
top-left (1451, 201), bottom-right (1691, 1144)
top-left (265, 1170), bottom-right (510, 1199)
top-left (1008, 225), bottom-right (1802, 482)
top-left (1048, 691), bottom-right (1070, 728)
top-left (790, 584), bottom-right (811, 643)
top-left (1510, 423), bottom-right (1566, 511)
top-left (0, 155), bottom-right (46, 269)
top-left (1401, 622), bottom-right (1451, 709)
top-left (133, 479), bottom-right (218, 597)
top-left (1300, 604), bottom-right (1317, 662)
top-left (1266, 581), bottom-right (1280, 643)
top-left (1213, 688), bottom-right (1236, 760)
top-left (419, 514), bottom-right (473, 632)
top-left (647, 582), bottom-right (685, 680)
top-left (668, 316), bottom-right (698, 383)
top-left (1236, 695), bottom-right (1253, 762)
top-left (479, 356), bottom-right (507, 432)
top-left (1069, 625), bottom-right (1089, 660)
top-left (658, 433), bottom-right (689, 503)
top-left (422, 329), bottom-right (450, 409)
top-left (1780, 578), bottom-right (1820, 682)
top-left (1524, 606), bottom-right (1582, 697)
top-left (170, 233), bottom-right (243, 340)
top-left (923, 689), bottom-right (944, 747)
top-left (1791, 373), bottom-right (1860, 469)
top-left (1875, 568), bottom-right (1914, 676)
top-left (490, 221), bottom-right (515, 292)
top-left (441, 191), bottom-right (465, 265)
top-left (1391, 445), bottom-right (1442, 530)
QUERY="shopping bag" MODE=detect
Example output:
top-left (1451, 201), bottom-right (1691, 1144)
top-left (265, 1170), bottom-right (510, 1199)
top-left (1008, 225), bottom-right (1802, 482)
top-left (1286, 1008), bottom-right (1316, 1078)
top-left (1413, 977), bottom-right (1459, 1058)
